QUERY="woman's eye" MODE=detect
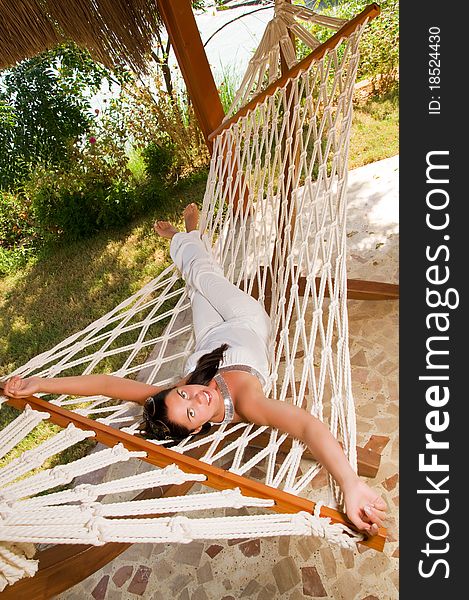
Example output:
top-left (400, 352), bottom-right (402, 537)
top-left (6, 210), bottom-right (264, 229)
top-left (189, 409), bottom-right (195, 418)
top-left (179, 390), bottom-right (187, 399)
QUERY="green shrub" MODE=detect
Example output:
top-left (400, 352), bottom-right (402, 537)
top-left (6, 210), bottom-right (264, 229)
top-left (25, 165), bottom-right (141, 242)
top-left (142, 142), bottom-right (177, 182)
top-left (0, 191), bottom-right (36, 249)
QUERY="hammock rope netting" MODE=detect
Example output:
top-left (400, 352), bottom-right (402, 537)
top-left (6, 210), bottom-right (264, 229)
top-left (0, 2), bottom-right (378, 590)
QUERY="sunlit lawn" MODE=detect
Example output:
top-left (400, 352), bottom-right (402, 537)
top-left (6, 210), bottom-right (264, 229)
top-left (349, 86), bottom-right (399, 169)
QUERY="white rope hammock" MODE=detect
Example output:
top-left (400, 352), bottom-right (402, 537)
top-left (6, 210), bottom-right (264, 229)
top-left (227, 0), bottom-right (347, 116)
top-left (0, 1), bottom-right (375, 589)
top-left (0, 405), bottom-right (362, 589)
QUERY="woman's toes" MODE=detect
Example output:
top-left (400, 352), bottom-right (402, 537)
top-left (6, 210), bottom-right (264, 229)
top-left (184, 204), bottom-right (199, 232)
top-left (153, 220), bottom-right (178, 238)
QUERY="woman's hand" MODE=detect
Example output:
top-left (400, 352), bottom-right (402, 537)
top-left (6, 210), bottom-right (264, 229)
top-left (3, 375), bottom-right (42, 398)
top-left (342, 479), bottom-right (387, 536)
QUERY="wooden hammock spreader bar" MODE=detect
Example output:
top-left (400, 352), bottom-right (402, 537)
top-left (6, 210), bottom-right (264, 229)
top-left (245, 272), bottom-right (399, 313)
top-left (3, 393), bottom-right (386, 551)
top-left (208, 3), bottom-right (381, 142)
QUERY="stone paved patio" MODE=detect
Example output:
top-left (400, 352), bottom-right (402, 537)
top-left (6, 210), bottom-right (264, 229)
top-left (56, 156), bottom-right (399, 600)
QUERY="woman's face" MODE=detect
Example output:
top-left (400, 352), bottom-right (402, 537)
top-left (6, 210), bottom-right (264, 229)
top-left (165, 379), bottom-right (221, 433)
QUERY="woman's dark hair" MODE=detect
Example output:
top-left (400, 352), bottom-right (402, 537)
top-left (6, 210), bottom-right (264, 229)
top-left (139, 344), bottom-right (229, 445)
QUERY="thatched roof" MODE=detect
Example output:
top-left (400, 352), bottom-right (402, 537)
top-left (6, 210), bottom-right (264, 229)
top-left (0, 0), bottom-right (161, 73)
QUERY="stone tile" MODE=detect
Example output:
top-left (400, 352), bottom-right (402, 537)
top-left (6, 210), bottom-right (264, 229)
top-left (225, 506), bottom-right (249, 517)
top-left (127, 565), bottom-right (152, 596)
top-left (133, 543), bottom-right (154, 560)
top-left (120, 545), bottom-right (150, 563)
top-left (309, 467), bottom-right (328, 489)
top-left (169, 574), bottom-right (192, 595)
top-left (374, 416), bottom-right (397, 430)
top-left (241, 579), bottom-right (262, 597)
top-left (178, 590), bottom-right (190, 600)
top-left (112, 565), bottom-right (133, 588)
top-left (257, 584), bottom-right (276, 600)
top-left (364, 435), bottom-right (390, 454)
top-left (278, 536), bottom-right (290, 556)
top-left (301, 566), bottom-right (327, 597)
top-left (362, 596), bottom-right (379, 600)
top-left (340, 548), bottom-right (355, 569)
top-left (106, 590), bottom-right (123, 600)
top-left (222, 579), bottom-right (232, 590)
top-left (392, 547), bottom-right (399, 558)
top-left (150, 544), bottom-right (167, 557)
top-left (227, 537), bottom-right (246, 546)
top-left (359, 404), bottom-right (379, 418)
top-left (358, 554), bottom-right (390, 578)
top-left (191, 585), bottom-right (209, 600)
top-left (319, 546), bottom-right (337, 578)
top-left (272, 557), bottom-right (301, 594)
top-left (173, 541), bottom-right (205, 567)
top-left (239, 538), bottom-right (260, 557)
top-left (289, 589), bottom-right (305, 600)
top-left (196, 561), bottom-right (214, 584)
top-left (390, 569), bottom-right (399, 590)
top-left (205, 544), bottom-right (223, 558)
top-left (351, 349), bottom-right (368, 367)
top-left (153, 558), bottom-right (172, 581)
top-left (92, 575), bottom-right (109, 600)
top-left (336, 571), bottom-right (361, 600)
top-left (382, 473), bottom-right (398, 491)
top-left (296, 535), bottom-right (322, 560)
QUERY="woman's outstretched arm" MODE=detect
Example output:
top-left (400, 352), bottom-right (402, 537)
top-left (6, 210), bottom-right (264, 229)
top-left (238, 393), bottom-right (387, 535)
top-left (2, 374), bottom-right (164, 405)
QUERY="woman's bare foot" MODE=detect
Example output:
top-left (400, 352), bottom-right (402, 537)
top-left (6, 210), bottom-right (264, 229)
top-left (153, 220), bottom-right (179, 239)
top-left (183, 203), bottom-right (199, 233)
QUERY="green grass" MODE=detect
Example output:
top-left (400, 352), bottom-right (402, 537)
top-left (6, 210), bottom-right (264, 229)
top-left (349, 86), bottom-right (399, 169)
top-left (0, 88), bottom-right (398, 476)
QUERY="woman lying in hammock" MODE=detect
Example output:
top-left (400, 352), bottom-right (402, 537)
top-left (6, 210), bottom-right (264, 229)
top-left (4, 203), bottom-right (387, 536)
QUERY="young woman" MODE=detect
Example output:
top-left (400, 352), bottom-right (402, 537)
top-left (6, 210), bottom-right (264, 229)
top-left (4, 204), bottom-right (387, 536)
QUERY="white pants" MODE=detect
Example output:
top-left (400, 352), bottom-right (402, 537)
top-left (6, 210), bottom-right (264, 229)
top-left (170, 231), bottom-right (271, 385)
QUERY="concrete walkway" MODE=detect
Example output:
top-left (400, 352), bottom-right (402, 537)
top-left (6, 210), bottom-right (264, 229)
top-left (57, 156), bottom-right (399, 600)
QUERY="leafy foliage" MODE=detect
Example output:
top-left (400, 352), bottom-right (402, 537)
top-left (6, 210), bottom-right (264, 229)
top-left (0, 44), bottom-right (111, 190)
top-left (297, 0), bottom-right (399, 92)
top-left (121, 74), bottom-right (209, 178)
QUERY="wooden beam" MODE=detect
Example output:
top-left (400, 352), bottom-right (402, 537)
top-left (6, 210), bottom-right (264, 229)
top-left (156, 0), bottom-right (225, 151)
top-left (245, 270), bottom-right (399, 311)
top-left (208, 4), bottom-right (381, 141)
top-left (2, 393), bottom-right (385, 551)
